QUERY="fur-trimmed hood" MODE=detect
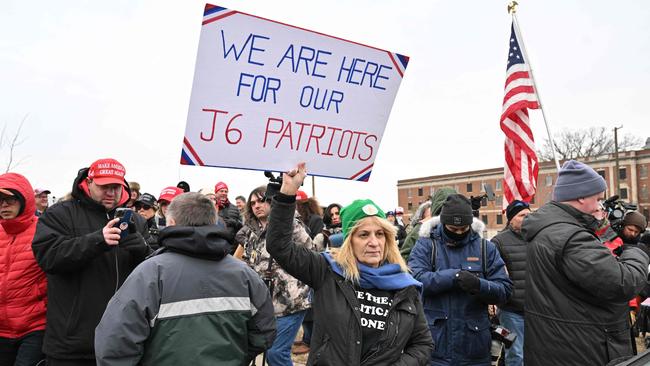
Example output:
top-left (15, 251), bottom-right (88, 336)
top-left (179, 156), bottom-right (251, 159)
top-left (418, 215), bottom-right (486, 238)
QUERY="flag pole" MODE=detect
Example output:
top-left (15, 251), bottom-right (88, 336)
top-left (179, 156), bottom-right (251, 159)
top-left (508, 1), bottom-right (562, 172)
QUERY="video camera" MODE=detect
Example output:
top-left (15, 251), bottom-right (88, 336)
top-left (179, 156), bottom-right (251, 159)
top-left (470, 184), bottom-right (495, 218)
top-left (602, 195), bottom-right (638, 232)
top-left (491, 324), bottom-right (517, 348)
top-left (263, 171), bottom-right (283, 202)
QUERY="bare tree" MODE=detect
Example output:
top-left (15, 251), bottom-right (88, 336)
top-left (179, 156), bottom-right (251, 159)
top-left (538, 126), bottom-right (643, 161)
top-left (1, 116), bottom-right (28, 173)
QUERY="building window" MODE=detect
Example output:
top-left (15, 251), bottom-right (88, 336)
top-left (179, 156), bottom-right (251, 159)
top-left (597, 170), bottom-right (606, 179)
top-left (496, 180), bottom-right (502, 191)
top-left (408, 202), bottom-right (413, 210)
top-left (480, 182), bottom-right (486, 192)
top-left (418, 187), bottom-right (423, 196)
top-left (407, 189), bottom-right (412, 198)
top-left (620, 188), bottom-right (628, 200)
top-left (430, 186), bottom-right (435, 196)
top-left (481, 197), bottom-right (488, 207)
top-left (496, 196), bottom-right (503, 207)
top-left (640, 165), bottom-right (648, 178)
top-left (481, 215), bottom-right (488, 225)
top-left (467, 183), bottom-right (473, 192)
top-left (641, 185), bottom-right (649, 200)
top-left (545, 175), bottom-right (553, 186)
top-left (496, 214), bottom-right (503, 225)
top-left (619, 168), bottom-right (627, 180)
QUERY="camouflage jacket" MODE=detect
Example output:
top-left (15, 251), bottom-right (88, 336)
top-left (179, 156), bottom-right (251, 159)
top-left (237, 218), bottom-right (312, 317)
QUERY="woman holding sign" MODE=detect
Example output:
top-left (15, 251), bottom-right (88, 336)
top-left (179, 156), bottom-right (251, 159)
top-left (266, 163), bottom-right (432, 365)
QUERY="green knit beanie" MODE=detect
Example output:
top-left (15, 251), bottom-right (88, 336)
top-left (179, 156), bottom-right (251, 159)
top-left (341, 199), bottom-right (385, 238)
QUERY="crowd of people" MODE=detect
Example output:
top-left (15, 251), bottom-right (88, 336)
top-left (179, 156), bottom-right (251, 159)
top-left (1, 157), bottom-right (650, 366)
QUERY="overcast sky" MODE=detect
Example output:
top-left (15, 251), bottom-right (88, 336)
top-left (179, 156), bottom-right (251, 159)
top-left (1, 0), bottom-right (649, 211)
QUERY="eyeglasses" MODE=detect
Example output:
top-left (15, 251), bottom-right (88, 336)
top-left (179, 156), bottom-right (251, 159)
top-left (135, 204), bottom-right (153, 211)
top-left (0, 195), bottom-right (18, 205)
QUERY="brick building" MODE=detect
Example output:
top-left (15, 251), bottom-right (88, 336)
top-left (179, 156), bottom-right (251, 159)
top-left (397, 148), bottom-right (650, 238)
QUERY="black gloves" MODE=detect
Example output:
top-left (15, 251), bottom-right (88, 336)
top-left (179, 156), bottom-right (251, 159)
top-left (120, 232), bottom-right (151, 257)
top-left (613, 244), bottom-right (638, 257)
top-left (456, 270), bottom-right (481, 294)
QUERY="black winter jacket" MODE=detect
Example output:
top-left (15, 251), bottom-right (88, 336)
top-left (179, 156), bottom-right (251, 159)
top-left (218, 202), bottom-right (243, 245)
top-left (267, 194), bottom-right (432, 366)
top-left (491, 227), bottom-right (527, 314)
top-left (522, 201), bottom-right (649, 366)
top-left (32, 168), bottom-right (150, 360)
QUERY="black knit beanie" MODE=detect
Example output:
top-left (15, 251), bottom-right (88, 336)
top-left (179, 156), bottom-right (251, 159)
top-left (440, 194), bottom-right (473, 226)
top-left (506, 200), bottom-right (530, 222)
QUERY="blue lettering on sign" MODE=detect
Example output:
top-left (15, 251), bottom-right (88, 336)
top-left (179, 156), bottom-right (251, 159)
top-left (337, 56), bottom-right (392, 90)
top-left (299, 86), bottom-right (344, 113)
top-left (220, 30), bottom-right (269, 66)
top-left (237, 73), bottom-right (281, 103)
top-left (276, 44), bottom-right (332, 78)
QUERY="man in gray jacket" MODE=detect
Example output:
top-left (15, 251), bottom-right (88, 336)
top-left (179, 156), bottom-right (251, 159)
top-left (523, 160), bottom-right (649, 366)
top-left (95, 192), bottom-right (276, 366)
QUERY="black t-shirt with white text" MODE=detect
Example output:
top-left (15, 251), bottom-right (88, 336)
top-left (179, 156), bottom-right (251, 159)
top-left (354, 286), bottom-right (395, 358)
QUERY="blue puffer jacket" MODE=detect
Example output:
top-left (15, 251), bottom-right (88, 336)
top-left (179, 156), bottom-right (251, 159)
top-left (408, 219), bottom-right (512, 366)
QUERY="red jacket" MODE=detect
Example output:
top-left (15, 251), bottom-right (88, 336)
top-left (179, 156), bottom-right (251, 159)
top-left (0, 173), bottom-right (47, 338)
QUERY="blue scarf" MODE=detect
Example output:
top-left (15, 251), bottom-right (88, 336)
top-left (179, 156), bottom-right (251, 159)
top-left (322, 252), bottom-right (422, 291)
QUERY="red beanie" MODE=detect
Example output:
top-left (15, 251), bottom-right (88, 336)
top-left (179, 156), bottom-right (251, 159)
top-left (214, 182), bottom-right (228, 193)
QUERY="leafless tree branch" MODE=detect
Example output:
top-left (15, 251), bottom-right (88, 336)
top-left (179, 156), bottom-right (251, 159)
top-left (538, 126), bottom-right (643, 162)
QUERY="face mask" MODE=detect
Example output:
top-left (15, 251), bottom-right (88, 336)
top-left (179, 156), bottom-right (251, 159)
top-left (443, 226), bottom-right (470, 242)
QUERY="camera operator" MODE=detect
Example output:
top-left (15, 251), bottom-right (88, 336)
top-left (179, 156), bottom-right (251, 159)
top-left (619, 211), bottom-right (649, 247)
top-left (522, 160), bottom-right (649, 366)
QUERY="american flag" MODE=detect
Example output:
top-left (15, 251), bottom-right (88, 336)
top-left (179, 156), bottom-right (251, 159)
top-left (500, 21), bottom-right (539, 206)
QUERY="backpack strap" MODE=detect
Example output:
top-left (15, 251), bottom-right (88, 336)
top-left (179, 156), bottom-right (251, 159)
top-left (431, 239), bottom-right (437, 272)
top-left (481, 238), bottom-right (487, 276)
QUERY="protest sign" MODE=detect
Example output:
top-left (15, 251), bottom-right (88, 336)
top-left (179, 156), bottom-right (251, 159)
top-left (181, 4), bottom-right (409, 181)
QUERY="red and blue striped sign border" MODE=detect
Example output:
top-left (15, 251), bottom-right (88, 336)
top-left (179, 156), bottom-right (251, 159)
top-left (180, 137), bottom-right (205, 166)
top-left (350, 163), bottom-right (374, 182)
top-left (203, 4), bottom-right (237, 25)
top-left (200, 4), bottom-right (409, 78)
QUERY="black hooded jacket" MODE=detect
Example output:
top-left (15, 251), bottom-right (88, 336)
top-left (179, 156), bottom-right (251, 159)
top-left (32, 168), bottom-right (150, 360)
top-left (522, 201), bottom-right (648, 366)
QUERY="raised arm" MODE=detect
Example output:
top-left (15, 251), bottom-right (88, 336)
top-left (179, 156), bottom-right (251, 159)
top-left (265, 163), bottom-right (329, 290)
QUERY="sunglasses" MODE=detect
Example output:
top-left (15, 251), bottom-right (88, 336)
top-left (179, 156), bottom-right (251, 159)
top-left (0, 195), bottom-right (18, 205)
top-left (135, 204), bottom-right (153, 211)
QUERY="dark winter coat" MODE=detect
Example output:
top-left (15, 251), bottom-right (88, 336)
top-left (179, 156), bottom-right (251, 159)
top-left (95, 225), bottom-right (275, 366)
top-left (491, 227), bottom-right (527, 314)
top-left (409, 217), bottom-right (512, 366)
top-left (218, 201), bottom-right (243, 243)
top-left (267, 194), bottom-right (433, 366)
top-left (31, 168), bottom-right (151, 360)
top-left (522, 201), bottom-right (649, 366)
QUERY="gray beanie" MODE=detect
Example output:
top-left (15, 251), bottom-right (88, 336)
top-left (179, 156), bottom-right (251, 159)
top-left (552, 160), bottom-right (607, 202)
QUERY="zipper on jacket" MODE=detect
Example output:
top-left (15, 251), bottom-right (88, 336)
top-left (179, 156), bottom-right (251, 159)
top-left (107, 212), bottom-right (120, 293)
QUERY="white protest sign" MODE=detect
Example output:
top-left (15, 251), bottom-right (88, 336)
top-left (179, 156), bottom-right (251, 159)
top-left (181, 4), bottom-right (409, 181)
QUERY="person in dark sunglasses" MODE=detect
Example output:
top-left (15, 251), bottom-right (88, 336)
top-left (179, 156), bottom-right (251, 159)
top-left (135, 193), bottom-right (160, 250)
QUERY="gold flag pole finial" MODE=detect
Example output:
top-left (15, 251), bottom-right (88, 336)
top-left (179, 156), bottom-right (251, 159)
top-left (508, 1), bottom-right (518, 14)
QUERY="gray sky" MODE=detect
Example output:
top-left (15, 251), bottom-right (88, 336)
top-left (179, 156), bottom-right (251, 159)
top-left (1, 0), bottom-right (649, 211)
